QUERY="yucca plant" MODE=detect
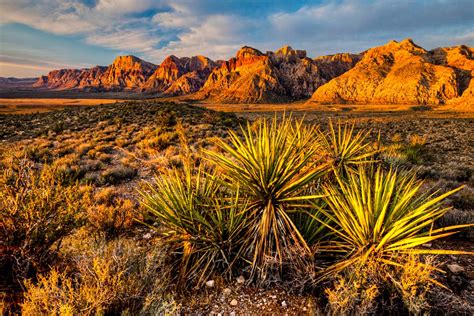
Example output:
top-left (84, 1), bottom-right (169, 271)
top-left (315, 165), bottom-right (472, 279)
top-left (318, 120), bottom-right (378, 177)
top-left (206, 116), bottom-right (328, 279)
top-left (139, 165), bottom-right (247, 288)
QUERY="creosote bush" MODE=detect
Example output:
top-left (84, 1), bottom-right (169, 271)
top-left (0, 154), bottom-right (90, 286)
top-left (87, 187), bottom-right (138, 239)
top-left (21, 237), bottom-right (177, 315)
top-left (325, 254), bottom-right (437, 314)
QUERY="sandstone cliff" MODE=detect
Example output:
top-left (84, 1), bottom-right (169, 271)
top-left (310, 39), bottom-right (460, 105)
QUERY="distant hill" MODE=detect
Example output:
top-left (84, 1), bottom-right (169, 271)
top-left (0, 77), bottom-right (37, 89)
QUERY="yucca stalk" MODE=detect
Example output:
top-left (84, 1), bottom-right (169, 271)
top-left (206, 115), bottom-right (328, 279)
top-left (315, 165), bottom-right (472, 279)
top-left (318, 120), bottom-right (378, 176)
top-left (139, 165), bottom-right (247, 288)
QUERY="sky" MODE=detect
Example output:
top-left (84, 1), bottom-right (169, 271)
top-left (0, 0), bottom-right (473, 77)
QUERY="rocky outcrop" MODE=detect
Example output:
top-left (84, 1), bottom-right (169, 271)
top-left (313, 53), bottom-right (362, 80)
top-left (142, 55), bottom-right (217, 94)
top-left (0, 77), bottom-right (37, 89)
top-left (196, 46), bottom-right (284, 103)
top-left (29, 40), bottom-right (472, 106)
top-left (164, 72), bottom-right (206, 96)
top-left (310, 39), bottom-right (460, 105)
top-left (430, 45), bottom-right (474, 107)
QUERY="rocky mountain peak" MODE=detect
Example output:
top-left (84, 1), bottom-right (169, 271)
top-left (274, 45), bottom-right (307, 60)
top-left (109, 55), bottom-right (156, 72)
top-left (236, 46), bottom-right (264, 59)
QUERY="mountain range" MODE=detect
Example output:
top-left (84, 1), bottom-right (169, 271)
top-left (12, 39), bottom-right (474, 106)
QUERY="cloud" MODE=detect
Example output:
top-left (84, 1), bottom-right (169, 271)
top-left (267, 0), bottom-right (474, 54)
top-left (150, 14), bottom-right (254, 60)
top-left (0, 0), bottom-right (168, 54)
top-left (0, 0), bottom-right (473, 69)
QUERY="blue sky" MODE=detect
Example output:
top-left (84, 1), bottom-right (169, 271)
top-left (1, 0), bottom-right (473, 77)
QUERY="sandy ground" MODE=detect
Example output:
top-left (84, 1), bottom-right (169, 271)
top-left (0, 98), bottom-right (127, 114)
top-left (0, 97), bottom-right (472, 116)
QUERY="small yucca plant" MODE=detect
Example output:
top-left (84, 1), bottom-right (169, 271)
top-left (318, 120), bottom-right (378, 176)
top-left (139, 165), bottom-right (247, 288)
top-left (315, 165), bottom-right (472, 279)
top-left (206, 116), bottom-right (328, 279)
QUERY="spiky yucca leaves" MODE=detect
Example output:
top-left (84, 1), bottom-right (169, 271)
top-left (206, 116), bottom-right (328, 279)
top-left (316, 165), bottom-right (472, 279)
top-left (139, 165), bottom-right (247, 288)
top-left (318, 120), bottom-right (378, 176)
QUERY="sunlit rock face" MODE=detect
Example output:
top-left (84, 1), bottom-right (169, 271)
top-left (430, 45), bottom-right (474, 108)
top-left (310, 39), bottom-right (465, 105)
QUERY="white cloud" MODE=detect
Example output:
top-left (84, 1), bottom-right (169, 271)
top-left (149, 14), bottom-right (256, 61)
top-left (0, 0), bottom-right (472, 66)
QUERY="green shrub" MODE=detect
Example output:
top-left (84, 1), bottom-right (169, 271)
top-left (100, 165), bottom-right (137, 184)
top-left (316, 165), bottom-right (471, 279)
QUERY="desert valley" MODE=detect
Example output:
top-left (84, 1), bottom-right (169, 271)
top-left (1, 18), bottom-right (474, 315)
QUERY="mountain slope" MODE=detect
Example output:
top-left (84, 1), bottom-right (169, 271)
top-left (430, 45), bottom-right (474, 108)
top-left (309, 39), bottom-right (460, 105)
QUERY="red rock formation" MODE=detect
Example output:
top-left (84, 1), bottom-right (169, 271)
top-left (142, 55), bottom-right (217, 94)
top-left (34, 56), bottom-right (156, 91)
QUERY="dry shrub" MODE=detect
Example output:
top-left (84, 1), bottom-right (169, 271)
top-left (87, 187), bottom-right (138, 238)
top-left (21, 238), bottom-right (178, 315)
top-left (394, 255), bottom-right (436, 314)
top-left (0, 154), bottom-right (91, 286)
top-left (325, 258), bottom-right (381, 315)
top-left (100, 165), bottom-right (137, 184)
top-left (324, 254), bottom-right (437, 315)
